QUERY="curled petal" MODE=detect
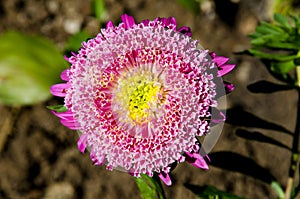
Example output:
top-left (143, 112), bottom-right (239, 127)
top-left (78, 134), bottom-right (88, 153)
top-left (185, 152), bottom-right (209, 170)
top-left (224, 81), bottom-right (235, 93)
top-left (158, 172), bottom-right (172, 186)
top-left (178, 26), bottom-right (192, 37)
top-left (50, 83), bottom-right (69, 97)
top-left (121, 14), bottom-right (135, 29)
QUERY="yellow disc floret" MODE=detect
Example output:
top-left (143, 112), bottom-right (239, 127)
top-left (128, 82), bottom-right (159, 124)
top-left (113, 69), bottom-right (163, 126)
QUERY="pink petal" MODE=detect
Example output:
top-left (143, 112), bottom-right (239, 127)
top-left (51, 110), bottom-right (74, 120)
top-left (50, 83), bottom-right (69, 97)
top-left (224, 81), bottom-right (235, 93)
top-left (209, 52), bottom-right (216, 59)
top-left (90, 152), bottom-right (105, 166)
top-left (78, 134), bottom-right (88, 153)
top-left (106, 20), bottom-right (114, 29)
top-left (141, 19), bottom-right (149, 26)
top-left (158, 172), bottom-right (172, 186)
top-left (121, 14), bottom-right (135, 29)
top-left (60, 119), bottom-right (79, 130)
top-left (60, 69), bottom-right (69, 81)
top-left (211, 110), bottom-right (226, 124)
top-left (178, 26), bottom-right (192, 37)
top-left (218, 64), bottom-right (235, 77)
top-left (156, 17), bottom-right (177, 28)
top-left (185, 152), bottom-right (209, 170)
top-left (213, 56), bottom-right (229, 66)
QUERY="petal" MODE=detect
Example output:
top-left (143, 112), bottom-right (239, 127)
top-left (91, 152), bottom-right (105, 166)
top-left (224, 81), bottom-right (235, 93)
top-left (158, 172), bottom-right (172, 186)
top-left (141, 19), bottom-right (149, 26)
top-left (213, 56), bottom-right (229, 66)
top-left (106, 20), bottom-right (114, 29)
top-left (156, 17), bottom-right (177, 28)
top-left (60, 69), bottom-right (69, 81)
top-left (218, 64), bottom-right (235, 77)
top-left (185, 152), bottom-right (209, 170)
top-left (178, 26), bottom-right (192, 37)
top-left (60, 119), bottom-right (79, 130)
top-left (78, 134), bottom-right (88, 153)
top-left (50, 83), bottom-right (69, 97)
top-left (51, 110), bottom-right (74, 120)
top-left (121, 14), bottom-right (135, 29)
top-left (209, 52), bottom-right (216, 59)
top-left (211, 110), bottom-right (226, 124)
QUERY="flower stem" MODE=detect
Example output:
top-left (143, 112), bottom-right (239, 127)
top-left (284, 83), bottom-right (300, 199)
top-left (297, 66), bottom-right (300, 88)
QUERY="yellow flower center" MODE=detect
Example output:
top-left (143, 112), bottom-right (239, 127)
top-left (113, 69), bottom-right (163, 126)
top-left (128, 81), bottom-right (159, 124)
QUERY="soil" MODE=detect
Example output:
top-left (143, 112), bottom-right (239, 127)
top-left (0, 0), bottom-right (298, 199)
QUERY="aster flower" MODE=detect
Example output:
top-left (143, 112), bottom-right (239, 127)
top-left (50, 14), bottom-right (235, 186)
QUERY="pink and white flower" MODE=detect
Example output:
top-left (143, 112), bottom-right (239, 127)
top-left (50, 14), bottom-right (235, 186)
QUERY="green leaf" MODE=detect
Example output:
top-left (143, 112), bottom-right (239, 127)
top-left (185, 184), bottom-right (246, 199)
top-left (134, 174), bottom-right (165, 199)
top-left (92, 0), bottom-right (106, 21)
top-left (0, 31), bottom-right (67, 105)
top-left (176, 0), bottom-right (200, 13)
top-left (255, 22), bottom-right (284, 35)
top-left (46, 105), bottom-right (68, 112)
top-left (270, 60), bottom-right (296, 74)
top-left (65, 31), bottom-right (91, 52)
top-left (248, 49), bottom-right (299, 61)
top-left (271, 181), bottom-right (285, 199)
top-left (263, 41), bottom-right (300, 50)
top-left (274, 13), bottom-right (292, 29)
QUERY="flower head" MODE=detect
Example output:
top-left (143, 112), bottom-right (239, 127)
top-left (50, 14), bottom-right (235, 186)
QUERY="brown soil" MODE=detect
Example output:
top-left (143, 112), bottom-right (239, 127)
top-left (0, 0), bottom-right (298, 199)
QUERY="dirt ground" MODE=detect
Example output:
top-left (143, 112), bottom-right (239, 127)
top-left (0, 0), bottom-right (298, 199)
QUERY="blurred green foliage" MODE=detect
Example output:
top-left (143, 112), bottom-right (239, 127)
top-left (176, 0), bottom-right (201, 14)
top-left (270, 0), bottom-right (300, 16)
top-left (92, 0), bottom-right (106, 22)
top-left (0, 31), bottom-right (67, 105)
top-left (65, 30), bottom-right (91, 52)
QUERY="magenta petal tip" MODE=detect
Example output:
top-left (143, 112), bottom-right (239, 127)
top-left (158, 172), bottom-right (172, 186)
top-left (77, 134), bottom-right (88, 153)
top-left (50, 83), bottom-right (69, 97)
top-left (121, 14), bottom-right (136, 29)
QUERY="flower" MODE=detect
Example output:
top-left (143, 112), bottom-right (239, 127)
top-left (50, 14), bottom-right (235, 186)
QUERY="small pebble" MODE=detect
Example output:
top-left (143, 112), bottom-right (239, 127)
top-left (43, 182), bottom-right (75, 199)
